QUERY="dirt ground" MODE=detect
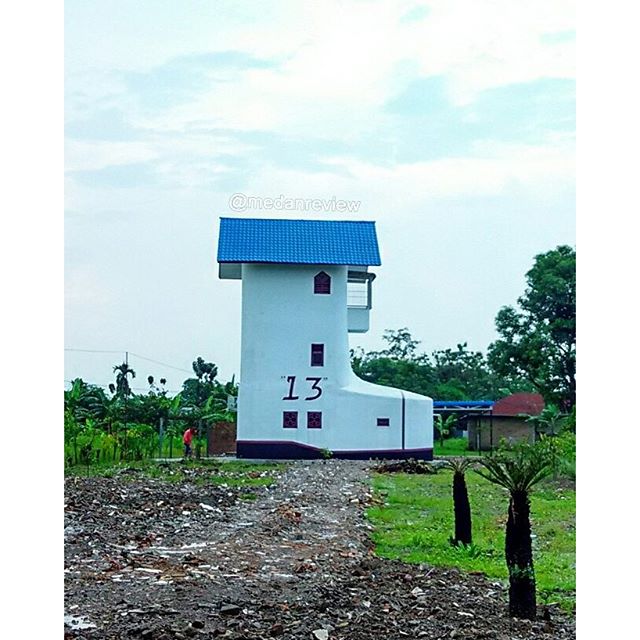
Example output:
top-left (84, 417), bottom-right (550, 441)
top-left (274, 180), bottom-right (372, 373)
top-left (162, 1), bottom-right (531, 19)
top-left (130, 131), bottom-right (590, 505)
top-left (64, 460), bottom-right (576, 639)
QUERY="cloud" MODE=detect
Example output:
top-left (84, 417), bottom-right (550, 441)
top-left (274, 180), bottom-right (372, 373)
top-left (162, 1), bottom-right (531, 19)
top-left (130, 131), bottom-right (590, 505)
top-left (239, 135), bottom-right (574, 214)
top-left (398, 0), bottom-right (575, 105)
top-left (65, 108), bottom-right (143, 142)
top-left (67, 1), bottom-right (575, 125)
top-left (121, 51), bottom-right (278, 110)
top-left (65, 0), bottom-right (575, 189)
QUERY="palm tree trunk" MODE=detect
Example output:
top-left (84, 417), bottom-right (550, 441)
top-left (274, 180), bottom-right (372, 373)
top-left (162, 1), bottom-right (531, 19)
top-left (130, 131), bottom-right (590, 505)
top-left (506, 490), bottom-right (537, 619)
top-left (452, 471), bottom-right (472, 545)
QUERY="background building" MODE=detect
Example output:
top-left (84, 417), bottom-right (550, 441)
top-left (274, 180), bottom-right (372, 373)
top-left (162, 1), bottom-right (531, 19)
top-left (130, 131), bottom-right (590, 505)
top-left (466, 392), bottom-right (545, 451)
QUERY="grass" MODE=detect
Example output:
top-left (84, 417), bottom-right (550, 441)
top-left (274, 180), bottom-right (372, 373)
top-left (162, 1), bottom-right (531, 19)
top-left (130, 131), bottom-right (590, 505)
top-left (368, 470), bottom-right (575, 612)
top-left (434, 437), bottom-right (479, 457)
top-left (65, 458), bottom-right (286, 488)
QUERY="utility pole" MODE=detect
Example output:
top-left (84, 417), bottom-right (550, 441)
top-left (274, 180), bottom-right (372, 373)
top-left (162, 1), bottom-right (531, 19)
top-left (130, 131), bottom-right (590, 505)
top-left (159, 416), bottom-right (164, 458)
top-left (124, 350), bottom-right (129, 461)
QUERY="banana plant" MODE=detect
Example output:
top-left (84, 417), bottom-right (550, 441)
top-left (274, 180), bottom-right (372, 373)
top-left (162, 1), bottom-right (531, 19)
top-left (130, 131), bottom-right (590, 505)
top-left (526, 404), bottom-right (564, 439)
top-left (435, 413), bottom-right (457, 448)
top-left (201, 395), bottom-right (229, 422)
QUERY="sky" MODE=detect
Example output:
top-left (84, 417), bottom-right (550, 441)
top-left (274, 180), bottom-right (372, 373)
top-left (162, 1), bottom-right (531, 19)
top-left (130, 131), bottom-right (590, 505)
top-left (64, 0), bottom-right (575, 392)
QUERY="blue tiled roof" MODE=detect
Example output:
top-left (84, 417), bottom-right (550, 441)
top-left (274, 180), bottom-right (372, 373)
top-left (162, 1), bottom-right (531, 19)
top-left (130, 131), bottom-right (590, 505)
top-left (217, 218), bottom-right (381, 265)
top-left (433, 401), bottom-right (495, 408)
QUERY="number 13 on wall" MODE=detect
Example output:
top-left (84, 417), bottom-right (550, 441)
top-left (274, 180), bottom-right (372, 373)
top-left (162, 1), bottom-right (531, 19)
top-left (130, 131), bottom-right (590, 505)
top-left (282, 375), bottom-right (323, 401)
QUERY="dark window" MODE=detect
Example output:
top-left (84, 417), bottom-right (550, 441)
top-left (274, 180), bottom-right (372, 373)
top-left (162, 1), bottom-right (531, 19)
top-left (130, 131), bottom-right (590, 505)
top-left (283, 411), bottom-right (298, 428)
top-left (311, 343), bottom-right (325, 366)
top-left (314, 271), bottom-right (331, 294)
top-left (377, 417), bottom-right (390, 427)
top-left (307, 411), bottom-right (322, 429)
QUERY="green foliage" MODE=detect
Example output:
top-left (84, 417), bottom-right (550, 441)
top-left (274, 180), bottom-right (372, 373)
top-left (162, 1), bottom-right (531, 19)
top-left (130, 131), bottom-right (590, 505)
top-left (475, 440), bottom-right (559, 619)
top-left (526, 404), bottom-right (566, 437)
top-left (64, 354), bottom-right (238, 468)
top-left (476, 441), bottom-right (553, 493)
top-left (368, 471), bottom-right (575, 612)
top-left (434, 414), bottom-right (457, 446)
top-left (65, 378), bottom-right (112, 422)
top-left (444, 457), bottom-right (476, 475)
top-left (351, 352), bottom-right (433, 397)
top-left (488, 246), bottom-right (576, 411)
top-left (180, 378), bottom-right (215, 408)
top-left (353, 249), bottom-right (575, 408)
top-left (192, 357), bottom-right (218, 382)
top-left (113, 362), bottom-right (136, 398)
top-left (380, 328), bottom-right (421, 360)
top-left (539, 431), bottom-right (576, 480)
top-left (352, 331), bottom-right (531, 400)
top-left (451, 542), bottom-right (483, 559)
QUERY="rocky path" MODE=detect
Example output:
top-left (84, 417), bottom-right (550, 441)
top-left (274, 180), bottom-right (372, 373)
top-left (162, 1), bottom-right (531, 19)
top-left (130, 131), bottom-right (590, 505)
top-left (65, 460), bottom-right (575, 639)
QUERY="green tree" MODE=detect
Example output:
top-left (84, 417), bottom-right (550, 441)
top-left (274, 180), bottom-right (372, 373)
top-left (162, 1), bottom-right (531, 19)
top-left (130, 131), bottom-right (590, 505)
top-left (181, 357), bottom-right (219, 408)
top-left (113, 362), bottom-right (136, 398)
top-left (192, 357), bottom-right (218, 383)
top-left (488, 246), bottom-right (576, 410)
top-left (352, 352), bottom-right (435, 397)
top-left (432, 343), bottom-right (529, 399)
top-left (380, 327), bottom-right (421, 360)
top-left (476, 443), bottom-right (553, 619)
top-left (352, 330), bottom-right (526, 400)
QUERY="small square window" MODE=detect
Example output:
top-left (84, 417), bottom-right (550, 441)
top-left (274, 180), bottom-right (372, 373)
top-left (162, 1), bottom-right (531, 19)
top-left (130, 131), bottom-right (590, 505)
top-left (377, 417), bottom-right (390, 427)
top-left (307, 411), bottom-right (322, 429)
top-left (283, 411), bottom-right (298, 428)
top-left (311, 343), bottom-right (325, 367)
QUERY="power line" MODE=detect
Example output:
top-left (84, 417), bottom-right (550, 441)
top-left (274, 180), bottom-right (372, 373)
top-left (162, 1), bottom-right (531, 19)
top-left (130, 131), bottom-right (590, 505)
top-left (127, 352), bottom-right (193, 375)
top-left (65, 348), bottom-right (194, 375)
top-left (64, 379), bottom-right (183, 394)
top-left (64, 348), bottom-right (124, 354)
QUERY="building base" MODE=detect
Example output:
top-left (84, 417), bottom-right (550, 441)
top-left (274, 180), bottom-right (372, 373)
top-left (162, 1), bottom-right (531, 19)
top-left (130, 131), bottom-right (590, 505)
top-left (236, 439), bottom-right (433, 461)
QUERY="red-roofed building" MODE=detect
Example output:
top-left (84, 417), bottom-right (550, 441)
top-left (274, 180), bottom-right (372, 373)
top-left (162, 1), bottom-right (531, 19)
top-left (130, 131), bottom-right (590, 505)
top-left (492, 393), bottom-right (545, 417)
top-left (467, 393), bottom-right (545, 451)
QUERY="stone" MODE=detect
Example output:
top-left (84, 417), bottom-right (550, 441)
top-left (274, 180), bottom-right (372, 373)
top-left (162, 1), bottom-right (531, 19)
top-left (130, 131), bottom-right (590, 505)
top-left (220, 604), bottom-right (241, 616)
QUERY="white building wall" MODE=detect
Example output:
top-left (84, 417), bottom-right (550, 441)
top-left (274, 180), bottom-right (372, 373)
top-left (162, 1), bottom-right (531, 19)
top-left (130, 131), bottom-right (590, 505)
top-left (347, 307), bottom-right (370, 333)
top-left (237, 262), bottom-right (433, 458)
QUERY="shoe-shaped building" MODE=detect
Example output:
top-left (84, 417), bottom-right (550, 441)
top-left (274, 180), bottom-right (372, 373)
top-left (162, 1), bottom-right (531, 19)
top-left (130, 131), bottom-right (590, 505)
top-left (217, 217), bottom-right (433, 460)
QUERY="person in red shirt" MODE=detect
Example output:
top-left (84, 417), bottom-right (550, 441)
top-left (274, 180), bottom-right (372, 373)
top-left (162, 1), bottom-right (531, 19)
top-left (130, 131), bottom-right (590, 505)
top-left (183, 426), bottom-right (196, 459)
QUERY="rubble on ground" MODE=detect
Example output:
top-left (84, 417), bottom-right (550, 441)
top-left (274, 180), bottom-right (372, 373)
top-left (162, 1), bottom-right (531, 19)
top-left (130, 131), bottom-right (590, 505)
top-left (65, 460), bottom-right (575, 639)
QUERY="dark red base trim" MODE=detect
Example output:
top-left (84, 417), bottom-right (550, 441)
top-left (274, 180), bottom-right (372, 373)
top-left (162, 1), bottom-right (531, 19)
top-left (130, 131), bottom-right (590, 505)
top-left (236, 440), bottom-right (433, 461)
